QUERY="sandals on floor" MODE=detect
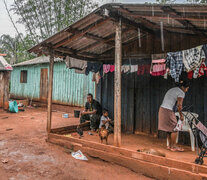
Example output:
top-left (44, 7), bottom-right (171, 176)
top-left (170, 147), bottom-right (184, 152)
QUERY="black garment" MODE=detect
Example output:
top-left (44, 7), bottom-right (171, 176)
top-left (80, 114), bottom-right (100, 130)
top-left (85, 99), bottom-right (102, 116)
top-left (85, 62), bottom-right (103, 76)
top-left (202, 44), bottom-right (207, 64)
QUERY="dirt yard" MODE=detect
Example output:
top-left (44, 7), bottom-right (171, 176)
top-left (0, 107), bottom-right (153, 180)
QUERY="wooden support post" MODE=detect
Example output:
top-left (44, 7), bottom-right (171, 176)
top-left (114, 19), bottom-right (122, 147)
top-left (3, 72), bottom-right (10, 110)
top-left (47, 50), bottom-right (54, 133)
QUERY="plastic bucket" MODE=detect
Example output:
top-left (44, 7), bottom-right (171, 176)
top-left (74, 110), bottom-right (80, 118)
top-left (62, 114), bottom-right (69, 118)
top-left (9, 101), bottom-right (18, 113)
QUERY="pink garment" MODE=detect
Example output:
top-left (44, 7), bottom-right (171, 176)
top-left (109, 65), bottom-right (115, 72)
top-left (103, 64), bottom-right (110, 73)
top-left (150, 59), bottom-right (166, 76)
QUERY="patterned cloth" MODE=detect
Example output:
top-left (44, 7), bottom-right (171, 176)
top-left (193, 62), bottom-right (207, 79)
top-left (166, 51), bottom-right (183, 82)
top-left (182, 46), bottom-right (205, 72)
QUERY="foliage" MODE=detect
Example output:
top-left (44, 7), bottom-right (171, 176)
top-left (11, 0), bottom-right (98, 43)
top-left (0, 34), bottom-right (35, 64)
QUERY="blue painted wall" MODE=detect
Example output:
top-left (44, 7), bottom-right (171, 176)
top-left (10, 62), bottom-right (95, 106)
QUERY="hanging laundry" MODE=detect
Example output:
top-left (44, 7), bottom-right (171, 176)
top-left (150, 59), bottom-right (166, 76)
top-left (85, 62), bottom-right (103, 76)
top-left (103, 64), bottom-right (110, 74)
top-left (202, 44), bottom-right (207, 64)
top-left (92, 72), bottom-right (101, 84)
top-left (187, 71), bottom-right (193, 80)
top-left (130, 65), bottom-right (138, 73)
top-left (137, 65), bottom-right (150, 75)
top-left (166, 51), bottom-right (183, 82)
top-left (121, 65), bottom-right (130, 73)
top-left (75, 68), bottom-right (86, 74)
top-left (182, 46), bottom-right (205, 72)
top-left (193, 61), bottom-right (207, 79)
top-left (109, 65), bottom-right (115, 72)
top-left (65, 56), bottom-right (87, 70)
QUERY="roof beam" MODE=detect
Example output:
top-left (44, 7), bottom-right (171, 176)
top-left (68, 28), bottom-right (114, 46)
top-left (161, 6), bottom-right (207, 38)
top-left (53, 18), bottom-right (110, 49)
top-left (107, 10), bottom-right (158, 36)
top-left (55, 46), bottom-right (98, 58)
top-left (78, 28), bottom-right (134, 54)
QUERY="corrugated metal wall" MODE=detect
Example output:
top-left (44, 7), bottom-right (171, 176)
top-left (98, 71), bottom-right (207, 135)
top-left (10, 62), bottom-right (95, 106)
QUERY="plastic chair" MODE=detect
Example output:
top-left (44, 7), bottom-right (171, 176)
top-left (167, 111), bottom-right (198, 151)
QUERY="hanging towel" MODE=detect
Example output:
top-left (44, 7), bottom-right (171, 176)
top-left (121, 65), bottom-right (130, 73)
top-left (130, 65), bottom-right (138, 73)
top-left (182, 46), bottom-right (205, 72)
top-left (150, 59), bottom-right (166, 76)
top-left (103, 64), bottom-right (110, 73)
top-left (65, 56), bottom-right (87, 70)
top-left (109, 65), bottom-right (115, 72)
top-left (166, 51), bottom-right (183, 82)
top-left (85, 62), bottom-right (103, 76)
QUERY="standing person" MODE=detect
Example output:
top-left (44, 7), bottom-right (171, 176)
top-left (158, 80), bottom-right (190, 152)
top-left (80, 93), bottom-right (102, 131)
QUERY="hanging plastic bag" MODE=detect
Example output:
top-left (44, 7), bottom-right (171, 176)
top-left (174, 120), bottom-right (183, 131)
top-left (71, 150), bottom-right (88, 161)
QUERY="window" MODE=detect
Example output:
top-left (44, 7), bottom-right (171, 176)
top-left (20, 70), bottom-right (27, 83)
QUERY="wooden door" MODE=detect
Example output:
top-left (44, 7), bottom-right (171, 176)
top-left (40, 68), bottom-right (48, 102)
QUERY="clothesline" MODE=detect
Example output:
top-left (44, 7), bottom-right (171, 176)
top-left (64, 43), bottom-right (207, 84)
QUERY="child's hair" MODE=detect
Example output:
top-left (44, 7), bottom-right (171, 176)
top-left (102, 108), bottom-right (108, 114)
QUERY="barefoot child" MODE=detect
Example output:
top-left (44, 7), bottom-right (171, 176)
top-left (99, 109), bottom-right (111, 129)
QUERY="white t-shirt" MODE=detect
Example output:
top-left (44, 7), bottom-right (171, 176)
top-left (99, 115), bottom-right (109, 129)
top-left (161, 87), bottom-right (185, 111)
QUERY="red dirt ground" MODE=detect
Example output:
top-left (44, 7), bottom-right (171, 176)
top-left (0, 107), bottom-right (153, 180)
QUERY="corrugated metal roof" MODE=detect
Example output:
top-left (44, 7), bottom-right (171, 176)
top-left (28, 3), bottom-right (207, 61)
top-left (0, 56), bottom-right (13, 71)
top-left (13, 56), bottom-right (63, 67)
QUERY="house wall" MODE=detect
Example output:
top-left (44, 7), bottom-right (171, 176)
top-left (97, 69), bottom-right (207, 136)
top-left (10, 62), bottom-right (95, 107)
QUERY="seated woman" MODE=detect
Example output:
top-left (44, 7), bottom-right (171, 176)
top-left (158, 80), bottom-right (190, 152)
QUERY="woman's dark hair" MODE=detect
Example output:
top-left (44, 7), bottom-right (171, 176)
top-left (179, 80), bottom-right (190, 88)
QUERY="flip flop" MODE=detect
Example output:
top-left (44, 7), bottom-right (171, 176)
top-left (170, 147), bottom-right (184, 152)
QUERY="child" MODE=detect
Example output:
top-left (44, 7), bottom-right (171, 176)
top-left (99, 109), bottom-right (111, 129)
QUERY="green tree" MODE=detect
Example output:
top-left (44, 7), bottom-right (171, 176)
top-left (11, 0), bottom-right (98, 43)
top-left (0, 34), bottom-right (35, 64)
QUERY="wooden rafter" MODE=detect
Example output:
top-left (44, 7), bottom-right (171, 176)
top-left (161, 6), bottom-right (207, 38)
top-left (68, 28), bottom-right (114, 46)
top-left (78, 28), bottom-right (134, 54)
top-left (53, 18), bottom-right (110, 49)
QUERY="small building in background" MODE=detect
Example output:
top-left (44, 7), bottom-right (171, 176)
top-left (10, 56), bottom-right (95, 107)
top-left (0, 54), bottom-right (13, 110)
